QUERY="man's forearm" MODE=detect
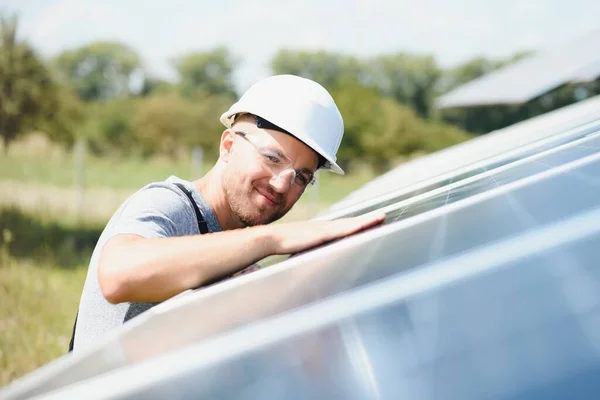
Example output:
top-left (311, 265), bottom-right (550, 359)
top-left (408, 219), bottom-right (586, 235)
top-left (98, 213), bottom-right (386, 305)
top-left (98, 227), bottom-right (275, 304)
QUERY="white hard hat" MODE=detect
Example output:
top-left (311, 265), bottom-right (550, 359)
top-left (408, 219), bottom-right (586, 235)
top-left (220, 74), bottom-right (345, 175)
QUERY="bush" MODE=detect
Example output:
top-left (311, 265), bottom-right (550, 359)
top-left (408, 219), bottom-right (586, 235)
top-left (132, 91), bottom-right (230, 158)
top-left (332, 83), bottom-right (472, 173)
top-left (78, 99), bottom-right (136, 156)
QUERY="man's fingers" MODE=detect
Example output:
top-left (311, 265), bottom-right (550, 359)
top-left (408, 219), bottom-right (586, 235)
top-left (361, 213), bottom-right (386, 227)
top-left (353, 213), bottom-right (386, 230)
top-left (335, 213), bottom-right (386, 236)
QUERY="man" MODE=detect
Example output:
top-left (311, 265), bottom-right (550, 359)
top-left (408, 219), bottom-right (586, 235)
top-left (71, 74), bottom-right (385, 351)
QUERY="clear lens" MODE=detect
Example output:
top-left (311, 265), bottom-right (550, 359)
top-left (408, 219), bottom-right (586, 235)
top-left (236, 130), bottom-right (317, 192)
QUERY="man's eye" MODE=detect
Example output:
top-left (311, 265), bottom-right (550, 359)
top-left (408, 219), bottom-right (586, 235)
top-left (296, 174), bottom-right (309, 186)
top-left (262, 154), bottom-right (280, 164)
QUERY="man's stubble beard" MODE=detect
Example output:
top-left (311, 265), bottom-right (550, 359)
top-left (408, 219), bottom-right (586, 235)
top-left (222, 170), bottom-right (287, 227)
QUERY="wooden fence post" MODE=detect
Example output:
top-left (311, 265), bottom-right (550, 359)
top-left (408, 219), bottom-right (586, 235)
top-left (191, 146), bottom-right (203, 179)
top-left (74, 137), bottom-right (86, 221)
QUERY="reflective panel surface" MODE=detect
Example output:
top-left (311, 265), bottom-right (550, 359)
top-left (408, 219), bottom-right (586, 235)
top-left (34, 206), bottom-right (600, 400)
top-left (382, 135), bottom-right (600, 221)
top-left (357, 128), bottom-right (600, 221)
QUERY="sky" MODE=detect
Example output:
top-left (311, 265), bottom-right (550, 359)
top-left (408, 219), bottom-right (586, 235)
top-left (3, 0), bottom-right (599, 91)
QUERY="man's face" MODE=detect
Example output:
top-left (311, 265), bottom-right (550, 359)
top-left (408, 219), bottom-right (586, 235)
top-left (221, 116), bottom-right (319, 227)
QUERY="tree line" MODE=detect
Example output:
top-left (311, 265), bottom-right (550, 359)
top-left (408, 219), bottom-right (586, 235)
top-left (2, 14), bottom-right (597, 172)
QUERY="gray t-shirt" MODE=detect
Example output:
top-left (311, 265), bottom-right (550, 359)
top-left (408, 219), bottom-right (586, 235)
top-left (73, 176), bottom-right (221, 352)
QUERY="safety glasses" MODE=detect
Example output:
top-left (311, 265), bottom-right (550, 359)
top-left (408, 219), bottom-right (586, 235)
top-left (233, 130), bottom-right (317, 190)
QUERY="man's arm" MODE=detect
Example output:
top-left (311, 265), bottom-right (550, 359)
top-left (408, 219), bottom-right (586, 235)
top-left (98, 214), bottom-right (385, 304)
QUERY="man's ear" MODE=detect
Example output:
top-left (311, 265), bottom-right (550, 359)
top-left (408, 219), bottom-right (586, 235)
top-left (219, 129), bottom-right (235, 162)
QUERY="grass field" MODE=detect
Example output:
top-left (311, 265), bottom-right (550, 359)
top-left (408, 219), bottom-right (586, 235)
top-left (0, 134), bottom-right (378, 387)
top-left (0, 258), bottom-right (87, 386)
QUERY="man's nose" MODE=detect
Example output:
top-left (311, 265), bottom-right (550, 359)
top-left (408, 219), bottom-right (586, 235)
top-left (270, 169), bottom-right (294, 193)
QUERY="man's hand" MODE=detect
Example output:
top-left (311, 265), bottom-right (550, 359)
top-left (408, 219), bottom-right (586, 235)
top-left (267, 213), bottom-right (386, 255)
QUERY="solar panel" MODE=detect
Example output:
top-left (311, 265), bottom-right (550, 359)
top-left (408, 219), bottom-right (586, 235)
top-left (323, 94), bottom-right (600, 216)
top-left (323, 122), bottom-right (600, 219)
top-left (436, 30), bottom-right (600, 107)
top-left (30, 204), bottom-right (600, 399)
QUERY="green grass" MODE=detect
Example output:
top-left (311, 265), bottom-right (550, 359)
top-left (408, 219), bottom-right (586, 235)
top-left (0, 258), bottom-right (87, 386)
top-left (0, 204), bottom-right (97, 387)
top-left (0, 206), bottom-right (102, 267)
top-left (0, 146), bottom-right (210, 190)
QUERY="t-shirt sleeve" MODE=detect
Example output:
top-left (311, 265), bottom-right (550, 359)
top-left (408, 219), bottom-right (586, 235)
top-left (109, 186), bottom-right (192, 239)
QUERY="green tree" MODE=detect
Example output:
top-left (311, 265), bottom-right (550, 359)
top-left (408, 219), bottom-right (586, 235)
top-left (39, 84), bottom-right (85, 147)
top-left (368, 53), bottom-right (442, 118)
top-left (173, 47), bottom-right (237, 98)
top-left (132, 92), bottom-right (229, 158)
top-left (53, 41), bottom-right (142, 101)
top-left (138, 76), bottom-right (176, 97)
top-left (79, 98), bottom-right (136, 155)
top-left (0, 14), bottom-right (58, 151)
top-left (182, 92), bottom-right (232, 155)
top-left (329, 83), bottom-right (381, 170)
top-left (271, 50), bottom-right (365, 91)
top-left (331, 82), bottom-right (470, 172)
